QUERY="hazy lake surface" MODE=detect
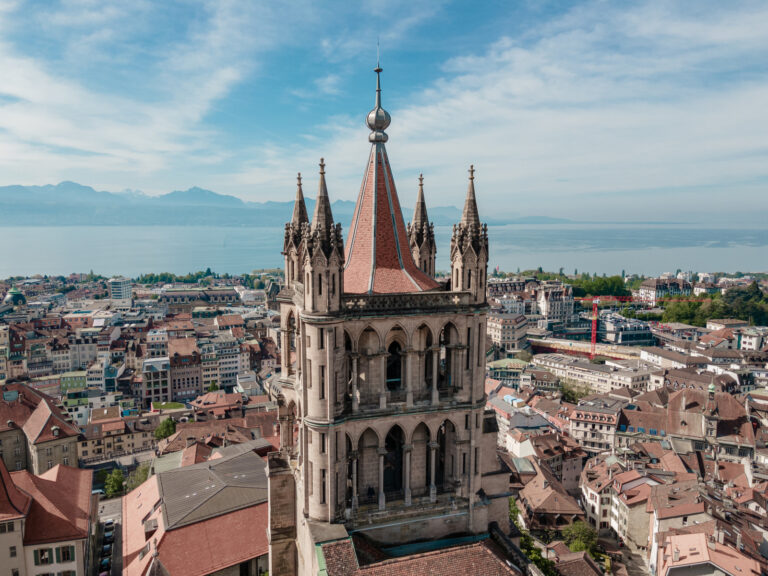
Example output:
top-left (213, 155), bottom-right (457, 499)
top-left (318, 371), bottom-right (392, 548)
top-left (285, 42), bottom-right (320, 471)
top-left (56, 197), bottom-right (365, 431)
top-left (0, 224), bottom-right (766, 278)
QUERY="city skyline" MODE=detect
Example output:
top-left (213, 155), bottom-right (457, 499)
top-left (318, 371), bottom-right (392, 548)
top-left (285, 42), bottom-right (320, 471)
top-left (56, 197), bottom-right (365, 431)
top-left (0, 1), bottom-right (767, 224)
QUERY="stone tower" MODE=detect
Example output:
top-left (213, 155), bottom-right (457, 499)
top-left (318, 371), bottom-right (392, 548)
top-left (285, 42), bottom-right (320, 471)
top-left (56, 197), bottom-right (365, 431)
top-left (268, 65), bottom-right (507, 576)
top-left (407, 174), bottom-right (437, 277)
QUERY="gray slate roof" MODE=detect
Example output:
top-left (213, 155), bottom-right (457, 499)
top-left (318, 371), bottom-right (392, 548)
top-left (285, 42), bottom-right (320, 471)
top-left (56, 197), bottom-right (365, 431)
top-left (158, 449), bottom-right (268, 531)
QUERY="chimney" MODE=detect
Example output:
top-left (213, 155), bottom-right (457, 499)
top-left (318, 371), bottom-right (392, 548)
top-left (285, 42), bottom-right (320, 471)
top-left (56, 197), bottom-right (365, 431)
top-left (673, 548), bottom-right (680, 562)
top-left (717, 529), bottom-right (724, 544)
top-left (736, 533), bottom-right (742, 550)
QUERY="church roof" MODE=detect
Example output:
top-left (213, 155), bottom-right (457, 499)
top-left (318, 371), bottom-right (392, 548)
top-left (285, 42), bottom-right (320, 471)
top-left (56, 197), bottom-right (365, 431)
top-left (343, 67), bottom-right (440, 295)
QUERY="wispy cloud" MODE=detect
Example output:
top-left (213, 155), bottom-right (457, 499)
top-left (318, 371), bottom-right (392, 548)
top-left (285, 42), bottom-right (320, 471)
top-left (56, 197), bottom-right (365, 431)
top-left (232, 1), bottom-right (768, 224)
top-left (0, 1), bottom-right (766, 225)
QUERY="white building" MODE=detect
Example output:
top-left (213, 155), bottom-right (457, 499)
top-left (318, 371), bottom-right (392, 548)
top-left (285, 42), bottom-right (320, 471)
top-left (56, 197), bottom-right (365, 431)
top-left (107, 276), bottom-right (132, 305)
top-left (534, 353), bottom-right (654, 394)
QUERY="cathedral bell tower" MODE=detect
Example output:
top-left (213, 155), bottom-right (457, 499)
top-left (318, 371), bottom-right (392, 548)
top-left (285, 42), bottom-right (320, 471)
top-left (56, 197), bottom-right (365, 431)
top-left (450, 166), bottom-right (489, 304)
top-left (269, 62), bottom-right (508, 576)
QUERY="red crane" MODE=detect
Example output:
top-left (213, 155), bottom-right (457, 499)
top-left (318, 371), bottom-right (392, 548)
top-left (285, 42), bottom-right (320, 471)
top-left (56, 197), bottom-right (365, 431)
top-left (575, 295), bottom-right (712, 359)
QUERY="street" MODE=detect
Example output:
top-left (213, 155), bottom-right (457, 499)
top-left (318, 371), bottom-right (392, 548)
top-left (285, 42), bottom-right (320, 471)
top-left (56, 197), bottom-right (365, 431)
top-left (95, 497), bottom-right (123, 575)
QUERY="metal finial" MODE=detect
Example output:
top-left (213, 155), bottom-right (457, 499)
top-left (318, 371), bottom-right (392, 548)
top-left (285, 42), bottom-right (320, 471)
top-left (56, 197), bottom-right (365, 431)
top-left (319, 158), bottom-right (325, 174)
top-left (367, 63), bottom-right (391, 141)
top-left (418, 173), bottom-right (424, 187)
top-left (469, 165), bottom-right (475, 180)
top-left (297, 172), bottom-right (302, 187)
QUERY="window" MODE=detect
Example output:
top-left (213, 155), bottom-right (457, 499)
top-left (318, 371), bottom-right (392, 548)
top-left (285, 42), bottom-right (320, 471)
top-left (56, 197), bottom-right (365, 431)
top-left (63, 457), bottom-right (69, 466)
top-left (317, 273), bottom-right (322, 295)
top-left (320, 433), bottom-right (327, 454)
top-left (10, 545), bottom-right (17, 557)
top-left (462, 452), bottom-right (467, 475)
top-left (34, 548), bottom-right (54, 565)
top-left (321, 468), bottom-right (327, 504)
top-left (319, 366), bottom-right (325, 400)
top-left (59, 545), bottom-right (75, 562)
top-left (318, 328), bottom-right (324, 349)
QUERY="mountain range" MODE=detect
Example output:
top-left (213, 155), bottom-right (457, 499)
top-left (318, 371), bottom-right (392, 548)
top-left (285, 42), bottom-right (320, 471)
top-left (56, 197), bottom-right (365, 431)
top-left (0, 181), bottom-right (571, 227)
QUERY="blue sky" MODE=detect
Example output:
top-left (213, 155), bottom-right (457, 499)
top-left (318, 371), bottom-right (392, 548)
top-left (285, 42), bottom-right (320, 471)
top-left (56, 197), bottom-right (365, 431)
top-left (0, 0), bottom-right (766, 223)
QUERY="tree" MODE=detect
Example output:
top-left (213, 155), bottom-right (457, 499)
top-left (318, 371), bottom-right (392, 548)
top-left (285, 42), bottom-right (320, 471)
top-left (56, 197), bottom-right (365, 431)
top-left (154, 418), bottom-right (176, 440)
top-left (207, 382), bottom-right (219, 392)
top-left (516, 350), bottom-right (533, 363)
top-left (104, 469), bottom-right (125, 498)
top-left (126, 464), bottom-right (150, 492)
top-left (562, 521), bottom-right (597, 553)
top-left (560, 381), bottom-right (591, 403)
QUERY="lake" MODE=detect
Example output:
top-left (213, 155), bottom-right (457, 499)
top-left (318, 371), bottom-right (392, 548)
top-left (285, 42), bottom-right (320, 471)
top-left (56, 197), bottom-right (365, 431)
top-left (0, 224), bottom-right (766, 278)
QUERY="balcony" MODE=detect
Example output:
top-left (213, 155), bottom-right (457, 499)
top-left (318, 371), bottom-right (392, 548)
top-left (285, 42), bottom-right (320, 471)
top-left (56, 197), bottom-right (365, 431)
top-left (345, 490), bottom-right (468, 530)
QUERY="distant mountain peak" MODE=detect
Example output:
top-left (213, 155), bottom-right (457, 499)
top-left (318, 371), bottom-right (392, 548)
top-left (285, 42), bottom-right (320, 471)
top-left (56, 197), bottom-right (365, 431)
top-left (158, 186), bottom-right (244, 206)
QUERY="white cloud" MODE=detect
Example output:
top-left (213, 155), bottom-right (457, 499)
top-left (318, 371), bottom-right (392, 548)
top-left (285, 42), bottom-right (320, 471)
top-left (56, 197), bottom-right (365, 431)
top-left (228, 1), bottom-right (768, 224)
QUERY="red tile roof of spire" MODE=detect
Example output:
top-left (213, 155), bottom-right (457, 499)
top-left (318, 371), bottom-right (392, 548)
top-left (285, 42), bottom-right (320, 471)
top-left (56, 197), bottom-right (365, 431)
top-left (344, 143), bottom-right (440, 294)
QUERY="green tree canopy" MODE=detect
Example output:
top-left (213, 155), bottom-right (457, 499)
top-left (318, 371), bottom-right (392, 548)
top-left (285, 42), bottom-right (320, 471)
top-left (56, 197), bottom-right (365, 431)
top-left (104, 469), bottom-right (125, 498)
top-left (562, 521), bottom-right (597, 553)
top-left (154, 418), bottom-right (177, 440)
top-left (126, 464), bottom-right (150, 492)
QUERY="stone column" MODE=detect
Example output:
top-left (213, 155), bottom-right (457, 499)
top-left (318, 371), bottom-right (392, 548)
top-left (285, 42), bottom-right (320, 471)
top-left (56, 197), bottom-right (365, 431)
top-left (351, 451), bottom-right (359, 509)
top-left (281, 328), bottom-right (289, 374)
top-left (405, 350), bottom-right (414, 407)
top-left (429, 441), bottom-right (438, 502)
top-left (404, 444), bottom-right (412, 506)
top-left (431, 349), bottom-right (439, 405)
top-left (378, 447), bottom-right (387, 510)
top-left (279, 415), bottom-right (290, 450)
top-left (351, 355), bottom-right (359, 413)
top-left (379, 353), bottom-right (387, 410)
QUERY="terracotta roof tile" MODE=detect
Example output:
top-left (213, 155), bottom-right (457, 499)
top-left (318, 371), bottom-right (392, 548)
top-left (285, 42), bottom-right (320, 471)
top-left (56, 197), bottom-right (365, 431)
top-left (10, 465), bottom-right (92, 545)
top-left (0, 459), bottom-right (31, 521)
top-left (344, 143), bottom-right (439, 294)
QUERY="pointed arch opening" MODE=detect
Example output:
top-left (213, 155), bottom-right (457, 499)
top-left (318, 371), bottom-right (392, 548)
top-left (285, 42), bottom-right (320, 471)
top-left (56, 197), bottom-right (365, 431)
top-left (436, 419), bottom-right (457, 493)
top-left (438, 323), bottom-right (458, 391)
top-left (358, 428), bottom-right (379, 505)
top-left (386, 341), bottom-right (403, 391)
top-left (411, 423), bottom-right (430, 497)
top-left (384, 425), bottom-right (405, 499)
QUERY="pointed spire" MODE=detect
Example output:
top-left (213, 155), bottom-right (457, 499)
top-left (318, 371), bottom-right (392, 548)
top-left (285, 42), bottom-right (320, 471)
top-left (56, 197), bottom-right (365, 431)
top-left (412, 174), bottom-right (429, 229)
top-left (461, 164), bottom-right (481, 227)
top-left (290, 172), bottom-right (308, 225)
top-left (311, 158), bottom-right (334, 232)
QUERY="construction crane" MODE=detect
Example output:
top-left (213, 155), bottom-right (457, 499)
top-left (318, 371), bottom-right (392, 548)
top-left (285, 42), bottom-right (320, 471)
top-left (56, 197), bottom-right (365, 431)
top-left (575, 295), bottom-right (712, 359)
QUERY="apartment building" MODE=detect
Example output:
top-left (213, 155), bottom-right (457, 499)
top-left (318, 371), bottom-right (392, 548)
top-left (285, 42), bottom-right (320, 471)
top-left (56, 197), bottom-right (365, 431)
top-left (78, 414), bottom-right (160, 463)
top-left (568, 396), bottom-right (624, 455)
top-left (140, 357), bottom-right (170, 408)
top-left (534, 353), bottom-right (653, 393)
top-left (168, 338), bottom-right (202, 402)
top-left (487, 311), bottom-right (528, 357)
